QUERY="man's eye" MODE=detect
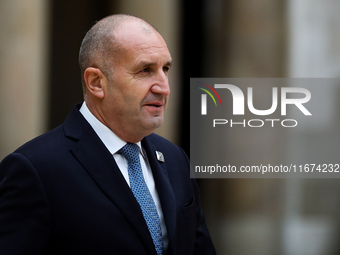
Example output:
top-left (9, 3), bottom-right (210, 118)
top-left (163, 66), bottom-right (170, 72)
top-left (141, 67), bottom-right (150, 73)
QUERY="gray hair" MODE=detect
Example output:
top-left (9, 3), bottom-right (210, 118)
top-left (78, 14), bottom-right (156, 94)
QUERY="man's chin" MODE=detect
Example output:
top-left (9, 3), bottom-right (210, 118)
top-left (143, 116), bottom-right (164, 131)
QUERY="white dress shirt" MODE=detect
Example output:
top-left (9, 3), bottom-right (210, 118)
top-left (79, 102), bottom-right (168, 251)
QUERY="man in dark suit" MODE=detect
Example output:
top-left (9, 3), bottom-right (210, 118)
top-left (0, 14), bottom-right (216, 254)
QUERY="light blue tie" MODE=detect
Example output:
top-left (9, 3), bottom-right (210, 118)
top-left (119, 143), bottom-right (163, 255)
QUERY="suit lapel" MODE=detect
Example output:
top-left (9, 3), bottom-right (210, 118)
top-left (63, 105), bottom-right (157, 255)
top-left (142, 137), bottom-right (177, 255)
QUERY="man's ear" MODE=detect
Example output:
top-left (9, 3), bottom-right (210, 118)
top-left (84, 67), bottom-right (107, 99)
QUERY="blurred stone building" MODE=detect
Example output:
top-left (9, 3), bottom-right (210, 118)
top-left (1, 0), bottom-right (340, 254)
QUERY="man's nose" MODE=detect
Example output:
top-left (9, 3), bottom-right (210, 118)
top-left (151, 71), bottom-right (170, 96)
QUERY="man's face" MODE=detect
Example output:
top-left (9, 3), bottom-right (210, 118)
top-left (101, 24), bottom-right (172, 142)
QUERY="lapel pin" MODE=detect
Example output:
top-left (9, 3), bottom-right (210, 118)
top-left (155, 151), bottom-right (165, 162)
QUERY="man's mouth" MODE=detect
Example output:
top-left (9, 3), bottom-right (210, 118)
top-left (144, 101), bottom-right (164, 108)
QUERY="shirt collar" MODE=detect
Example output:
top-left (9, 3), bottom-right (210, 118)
top-left (79, 102), bottom-right (145, 157)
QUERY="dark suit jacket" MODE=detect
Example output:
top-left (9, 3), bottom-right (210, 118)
top-left (0, 104), bottom-right (216, 255)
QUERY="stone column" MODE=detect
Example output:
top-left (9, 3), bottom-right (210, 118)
top-left (283, 0), bottom-right (340, 254)
top-left (0, 0), bottom-right (49, 159)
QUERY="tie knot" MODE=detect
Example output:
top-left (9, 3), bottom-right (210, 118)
top-left (119, 143), bottom-right (140, 163)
